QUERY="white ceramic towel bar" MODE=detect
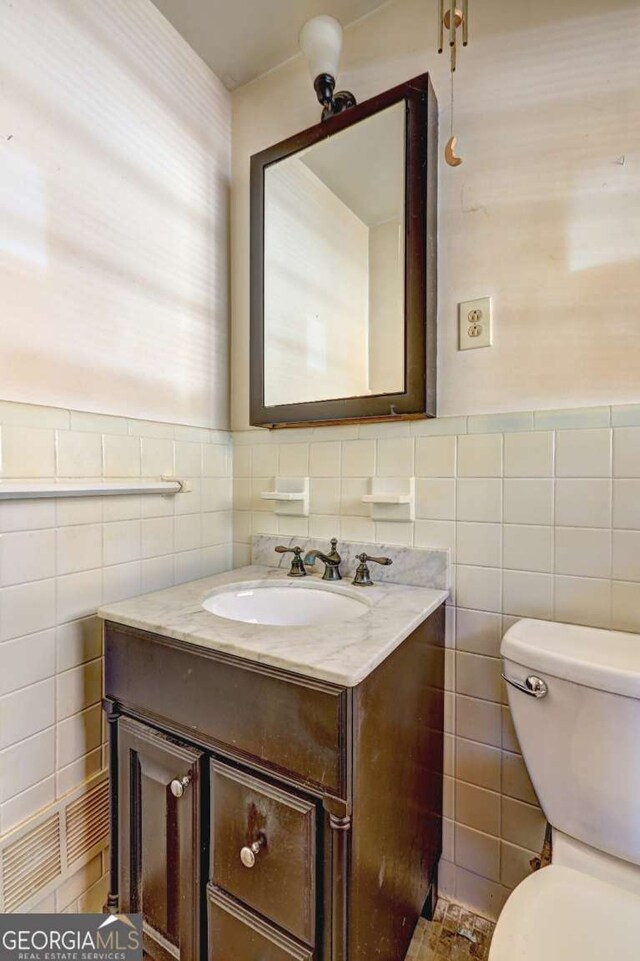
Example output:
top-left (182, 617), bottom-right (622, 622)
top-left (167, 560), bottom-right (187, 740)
top-left (0, 478), bottom-right (185, 500)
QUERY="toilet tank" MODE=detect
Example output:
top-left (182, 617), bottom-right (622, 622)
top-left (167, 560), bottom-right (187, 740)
top-left (501, 619), bottom-right (640, 867)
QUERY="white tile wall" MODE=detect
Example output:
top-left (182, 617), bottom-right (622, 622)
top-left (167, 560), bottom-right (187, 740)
top-left (0, 401), bottom-right (233, 877)
top-left (4, 399), bottom-right (639, 918)
top-left (232, 403), bottom-right (640, 920)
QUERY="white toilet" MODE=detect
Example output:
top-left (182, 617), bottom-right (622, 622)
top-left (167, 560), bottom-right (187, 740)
top-left (490, 618), bottom-right (640, 960)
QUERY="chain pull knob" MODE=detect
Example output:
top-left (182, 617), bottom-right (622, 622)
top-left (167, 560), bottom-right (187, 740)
top-left (240, 837), bottom-right (265, 869)
top-left (170, 773), bottom-right (192, 798)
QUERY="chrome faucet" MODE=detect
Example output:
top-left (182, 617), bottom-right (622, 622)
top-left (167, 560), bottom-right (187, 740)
top-left (303, 538), bottom-right (342, 581)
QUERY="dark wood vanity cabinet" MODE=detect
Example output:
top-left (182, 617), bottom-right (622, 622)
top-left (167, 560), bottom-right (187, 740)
top-left (103, 604), bottom-right (445, 961)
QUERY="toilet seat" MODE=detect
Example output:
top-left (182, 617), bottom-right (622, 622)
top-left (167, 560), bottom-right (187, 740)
top-left (489, 864), bottom-right (640, 960)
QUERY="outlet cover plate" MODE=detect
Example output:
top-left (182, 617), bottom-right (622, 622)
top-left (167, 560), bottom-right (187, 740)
top-left (459, 297), bottom-right (492, 350)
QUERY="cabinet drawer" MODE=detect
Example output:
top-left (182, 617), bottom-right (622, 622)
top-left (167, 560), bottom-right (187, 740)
top-left (105, 623), bottom-right (345, 794)
top-left (210, 760), bottom-right (316, 945)
top-left (208, 887), bottom-right (313, 961)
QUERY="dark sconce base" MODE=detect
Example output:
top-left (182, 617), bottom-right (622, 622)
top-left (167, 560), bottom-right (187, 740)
top-left (313, 73), bottom-right (357, 121)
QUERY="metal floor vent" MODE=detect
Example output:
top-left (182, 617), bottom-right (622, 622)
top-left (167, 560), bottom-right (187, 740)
top-left (1, 813), bottom-right (62, 912)
top-left (66, 778), bottom-right (109, 865)
top-left (0, 770), bottom-right (109, 913)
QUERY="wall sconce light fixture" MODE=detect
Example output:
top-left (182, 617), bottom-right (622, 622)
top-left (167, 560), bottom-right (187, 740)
top-left (299, 15), bottom-right (357, 122)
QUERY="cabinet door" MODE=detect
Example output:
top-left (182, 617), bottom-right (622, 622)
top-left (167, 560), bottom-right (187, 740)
top-left (118, 717), bottom-right (204, 961)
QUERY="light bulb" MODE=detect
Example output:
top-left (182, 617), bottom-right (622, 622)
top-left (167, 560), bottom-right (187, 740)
top-left (299, 14), bottom-right (343, 82)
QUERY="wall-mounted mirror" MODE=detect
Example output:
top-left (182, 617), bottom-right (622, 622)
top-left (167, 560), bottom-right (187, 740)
top-left (250, 74), bottom-right (438, 428)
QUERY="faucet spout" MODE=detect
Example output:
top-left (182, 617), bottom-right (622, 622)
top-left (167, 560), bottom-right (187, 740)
top-left (304, 549), bottom-right (335, 565)
top-left (303, 538), bottom-right (342, 581)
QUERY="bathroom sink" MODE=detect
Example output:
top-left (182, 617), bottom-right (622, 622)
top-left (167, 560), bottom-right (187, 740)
top-left (202, 584), bottom-right (369, 626)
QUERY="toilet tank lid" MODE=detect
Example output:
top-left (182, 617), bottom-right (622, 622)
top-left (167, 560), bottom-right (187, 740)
top-left (501, 619), bottom-right (640, 699)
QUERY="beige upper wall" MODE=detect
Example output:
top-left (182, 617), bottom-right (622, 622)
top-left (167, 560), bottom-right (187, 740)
top-left (231, 0), bottom-right (640, 430)
top-left (0, 0), bottom-right (231, 429)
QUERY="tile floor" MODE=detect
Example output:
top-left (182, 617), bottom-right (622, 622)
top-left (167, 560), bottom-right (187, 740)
top-left (406, 900), bottom-right (495, 960)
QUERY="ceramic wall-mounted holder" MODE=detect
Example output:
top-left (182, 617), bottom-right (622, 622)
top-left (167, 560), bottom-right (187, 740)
top-left (260, 477), bottom-right (310, 516)
top-left (362, 477), bottom-right (415, 522)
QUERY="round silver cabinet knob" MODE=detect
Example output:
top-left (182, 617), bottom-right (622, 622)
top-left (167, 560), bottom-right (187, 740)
top-left (240, 838), bottom-right (264, 869)
top-left (170, 774), bottom-right (192, 798)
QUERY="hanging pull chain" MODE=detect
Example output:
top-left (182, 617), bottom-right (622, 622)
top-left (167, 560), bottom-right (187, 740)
top-left (450, 70), bottom-right (454, 141)
top-left (445, 63), bottom-right (463, 166)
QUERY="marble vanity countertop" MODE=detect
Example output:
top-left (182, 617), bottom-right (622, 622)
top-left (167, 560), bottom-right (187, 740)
top-left (98, 566), bottom-right (448, 688)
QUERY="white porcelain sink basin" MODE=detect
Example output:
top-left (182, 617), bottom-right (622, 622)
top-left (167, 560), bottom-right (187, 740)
top-left (202, 584), bottom-right (369, 626)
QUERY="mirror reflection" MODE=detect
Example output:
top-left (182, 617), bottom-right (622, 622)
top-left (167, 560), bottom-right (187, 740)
top-left (263, 102), bottom-right (406, 408)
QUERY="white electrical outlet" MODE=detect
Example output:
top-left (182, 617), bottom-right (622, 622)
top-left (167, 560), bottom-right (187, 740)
top-left (459, 297), bottom-right (492, 350)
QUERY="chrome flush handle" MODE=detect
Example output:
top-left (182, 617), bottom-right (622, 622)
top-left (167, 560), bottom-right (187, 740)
top-left (502, 673), bottom-right (548, 699)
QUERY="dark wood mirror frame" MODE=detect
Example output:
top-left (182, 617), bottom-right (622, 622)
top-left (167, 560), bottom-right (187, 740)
top-left (250, 73), bottom-right (438, 429)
